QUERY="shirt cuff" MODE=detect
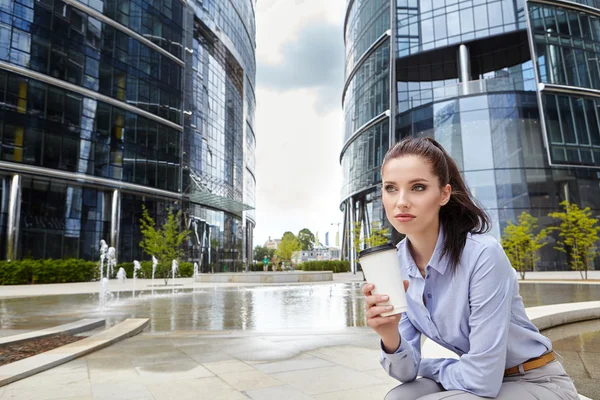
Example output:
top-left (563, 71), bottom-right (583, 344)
top-left (380, 337), bottom-right (410, 358)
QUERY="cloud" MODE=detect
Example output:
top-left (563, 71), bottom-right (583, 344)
top-left (257, 21), bottom-right (345, 114)
top-left (253, 0), bottom-right (347, 245)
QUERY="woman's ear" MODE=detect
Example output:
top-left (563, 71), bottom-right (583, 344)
top-left (440, 184), bottom-right (451, 206)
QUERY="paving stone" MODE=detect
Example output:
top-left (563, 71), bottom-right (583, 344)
top-left (5, 371), bottom-right (89, 389)
top-left (245, 384), bottom-right (314, 400)
top-left (203, 359), bottom-right (255, 375)
top-left (254, 356), bottom-right (333, 374)
top-left (90, 381), bottom-right (153, 400)
top-left (308, 346), bottom-right (382, 371)
top-left (186, 350), bottom-right (234, 364)
top-left (89, 368), bottom-right (143, 384)
top-left (557, 351), bottom-right (591, 380)
top-left (579, 352), bottom-right (600, 379)
top-left (272, 365), bottom-right (387, 396)
top-left (35, 358), bottom-right (89, 376)
top-left (218, 369), bottom-right (283, 391)
top-left (87, 356), bottom-right (133, 372)
top-left (147, 376), bottom-right (247, 400)
top-left (135, 361), bottom-right (213, 383)
top-left (1, 381), bottom-right (92, 399)
top-left (126, 349), bottom-right (194, 366)
top-left (312, 383), bottom-right (397, 400)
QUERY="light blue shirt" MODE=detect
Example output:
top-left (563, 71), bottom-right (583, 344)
top-left (380, 227), bottom-right (552, 398)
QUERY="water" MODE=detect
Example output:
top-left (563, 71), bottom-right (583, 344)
top-left (1, 283), bottom-right (599, 333)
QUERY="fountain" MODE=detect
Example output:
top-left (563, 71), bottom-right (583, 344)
top-left (194, 262), bottom-right (199, 277)
top-left (98, 240), bottom-right (110, 310)
top-left (99, 277), bottom-right (109, 310)
top-left (116, 267), bottom-right (127, 283)
top-left (133, 260), bottom-right (141, 298)
top-left (107, 247), bottom-right (117, 278)
top-left (116, 267), bottom-right (126, 301)
top-left (99, 240), bottom-right (108, 280)
top-left (152, 255), bottom-right (158, 281)
top-left (172, 260), bottom-right (179, 295)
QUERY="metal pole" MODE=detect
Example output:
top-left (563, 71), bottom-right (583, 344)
top-left (110, 189), bottom-right (121, 258)
top-left (389, 0), bottom-right (397, 146)
top-left (458, 44), bottom-right (471, 95)
top-left (6, 174), bottom-right (21, 261)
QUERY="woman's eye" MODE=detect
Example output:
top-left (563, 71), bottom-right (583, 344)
top-left (413, 184), bottom-right (426, 191)
top-left (384, 185), bottom-right (397, 192)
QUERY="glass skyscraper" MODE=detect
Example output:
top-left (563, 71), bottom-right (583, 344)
top-left (342, 0), bottom-right (600, 271)
top-left (0, 0), bottom-right (256, 272)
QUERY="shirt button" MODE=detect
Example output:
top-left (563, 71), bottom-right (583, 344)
top-left (427, 294), bottom-right (432, 299)
top-left (426, 275), bottom-right (430, 279)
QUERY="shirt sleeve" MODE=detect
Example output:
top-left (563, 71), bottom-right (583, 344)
top-left (417, 241), bottom-right (513, 398)
top-left (380, 312), bottom-right (422, 383)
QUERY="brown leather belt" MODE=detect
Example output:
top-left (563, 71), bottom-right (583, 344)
top-left (504, 351), bottom-right (555, 376)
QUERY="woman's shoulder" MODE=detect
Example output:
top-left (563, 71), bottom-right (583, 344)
top-left (464, 232), bottom-right (506, 260)
top-left (464, 232), bottom-right (514, 274)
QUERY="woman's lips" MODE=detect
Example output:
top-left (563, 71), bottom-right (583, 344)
top-left (395, 213), bottom-right (415, 222)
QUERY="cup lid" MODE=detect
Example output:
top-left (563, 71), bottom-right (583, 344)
top-left (358, 242), bottom-right (396, 258)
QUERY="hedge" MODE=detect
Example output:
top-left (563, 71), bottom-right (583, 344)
top-left (0, 258), bottom-right (351, 285)
top-left (0, 259), bottom-right (98, 285)
top-left (296, 260), bottom-right (350, 273)
top-left (0, 259), bottom-right (196, 285)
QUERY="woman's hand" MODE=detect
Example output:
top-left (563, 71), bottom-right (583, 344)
top-left (362, 281), bottom-right (409, 353)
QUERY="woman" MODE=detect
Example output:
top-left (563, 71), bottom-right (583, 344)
top-left (362, 137), bottom-right (578, 399)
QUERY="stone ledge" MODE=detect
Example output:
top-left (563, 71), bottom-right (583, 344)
top-left (0, 319), bottom-right (105, 348)
top-left (0, 318), bottom-right (149, 387)
top-left (194, 271), bottom-right (333, 283)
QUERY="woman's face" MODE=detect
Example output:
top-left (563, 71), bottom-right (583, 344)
top-left (381, 155), bottom-right (451, 236)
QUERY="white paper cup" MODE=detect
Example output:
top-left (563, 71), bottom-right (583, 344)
top-left (359, 243), bottom-right (407, 317)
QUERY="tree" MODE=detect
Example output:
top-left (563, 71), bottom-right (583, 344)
top-left (352, 221), bottom-right (391, 281)
top-left (501, 212), bottom-right (548, 279)
top-left (277, 233), bottom-right (302, 261)
top-left (548, 201), bottom-right (600, 280)
top-left (297, 228), bottom-right (315, 250)
top-left (139, 205), bottom-right (190, 285)
top-left (366, 222), bottom-right (391, 247)
top-left (254, 245), bottom-right (274, 262)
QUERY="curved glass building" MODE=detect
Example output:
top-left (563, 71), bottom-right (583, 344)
top-left (0, 0), bottom-right (256, 272)
top-left (341, 0), bottom-right (600, 271)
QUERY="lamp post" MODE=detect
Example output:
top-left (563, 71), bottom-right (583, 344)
top-left (331, 222), bottom-right (341, 248)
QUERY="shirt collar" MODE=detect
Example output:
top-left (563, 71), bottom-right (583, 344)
top-left (397, 226), bottom-right (448, 277)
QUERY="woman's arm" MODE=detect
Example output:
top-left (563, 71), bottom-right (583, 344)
top-left (418, 240), bottom-right (513, 397)
top-left (381, 312), bottom-right (422, 383)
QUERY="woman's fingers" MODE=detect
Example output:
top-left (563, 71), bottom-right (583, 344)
top-left (361, 283), bottom-right (373, 296)
top-left (366, 305), bottom-right (394, 319)
top-left (367, 315), bottom-right (396, 328)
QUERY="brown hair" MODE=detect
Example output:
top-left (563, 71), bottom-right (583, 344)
top-left (381, 137), bottom-right (490, 273)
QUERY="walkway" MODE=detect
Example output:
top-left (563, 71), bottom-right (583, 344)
top-left (1, 271), bottom-right (599, 300)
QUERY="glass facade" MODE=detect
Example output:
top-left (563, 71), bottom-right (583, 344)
top-left (397, 0), bottom-right (525, 57)
top-left (0, 0), bottom-right (183, 124)
top-left (343, 40), bottom-right (390, 142)
top-left (341, 0), bottom-right (600, 270)
top-left (0, 0), bottom-right (256, 270)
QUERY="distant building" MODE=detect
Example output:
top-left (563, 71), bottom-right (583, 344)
top-left (264, 238), bottom-right (281, 251)
top-left (292, 247), bottom-right (341, 264)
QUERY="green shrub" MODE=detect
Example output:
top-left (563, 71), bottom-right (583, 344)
top-left (0, 259), bottom-right (98, 285)
top-left (0, 258), bottom-right (198, 285)
top-left (297, 260), bottom-right (350, 273)
top-left (118, 261), bottom-right (194, 279)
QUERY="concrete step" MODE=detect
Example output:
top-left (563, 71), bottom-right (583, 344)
top-left (0, 319), bottom-right (105, 348)
top-left (0, 318), bottom-right (149, 387)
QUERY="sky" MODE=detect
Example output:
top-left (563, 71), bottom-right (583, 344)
top-left (253, 0), bottom-right (347, 247)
